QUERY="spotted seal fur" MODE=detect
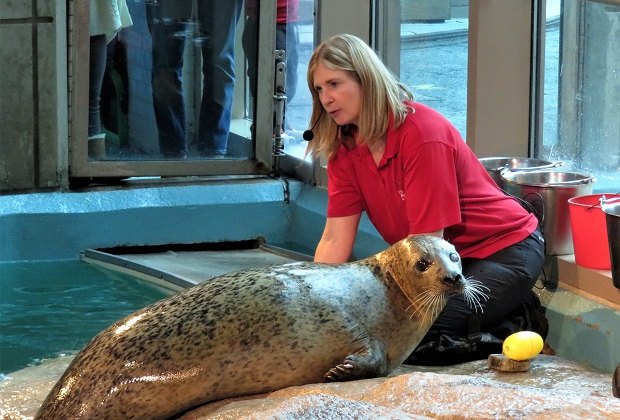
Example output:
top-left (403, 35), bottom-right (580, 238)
top-left (35, 235), bottom-right (487, 419)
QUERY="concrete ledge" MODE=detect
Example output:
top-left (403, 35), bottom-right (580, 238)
top-left (557, 254), bottom-right (619, 307)
top-left (540, 285), bottom-right (619, 373)
top-left (0, 178), bottom-right (299, 261)
top-left (537, 255), bottom-right (619, 373)
top-left (0, 177), bottom-right (386, 263)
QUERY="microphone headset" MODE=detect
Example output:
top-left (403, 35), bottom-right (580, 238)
top-left (302, 108), bottom-right (324, 141)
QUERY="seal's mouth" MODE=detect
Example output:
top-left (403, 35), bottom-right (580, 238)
top-left (405, 275), bottom-right (489, 323)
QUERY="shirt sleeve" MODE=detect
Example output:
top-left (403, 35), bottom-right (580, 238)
top-left (401, 140), bottom-right (462, 233)
top-left (326, 152), bottom-right (364, 217)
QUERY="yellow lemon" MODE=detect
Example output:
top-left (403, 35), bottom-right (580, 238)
top-left (502, 331), bottom-right (544, 361)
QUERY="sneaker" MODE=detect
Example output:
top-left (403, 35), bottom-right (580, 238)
top-left (202, 152), bottom-right (228, 160)
top-left (88, 133), bottom-right (106, 160)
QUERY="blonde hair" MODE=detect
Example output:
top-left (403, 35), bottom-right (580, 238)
top-left (306, 34), bottom-right (414, 159)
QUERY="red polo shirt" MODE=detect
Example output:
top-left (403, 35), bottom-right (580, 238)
top-left (326, 102), bottom-right (538, 258)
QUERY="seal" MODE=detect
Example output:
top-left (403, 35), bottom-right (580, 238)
top-left (35, 235), bottom-right (487, 419)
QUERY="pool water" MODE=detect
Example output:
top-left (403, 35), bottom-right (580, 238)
top-left (0, 260), bottom-right (172, 375)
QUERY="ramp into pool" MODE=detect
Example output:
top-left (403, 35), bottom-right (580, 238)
top-left (82, 242), bottom-right (312, 292)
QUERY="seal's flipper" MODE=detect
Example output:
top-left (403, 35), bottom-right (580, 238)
top-left (325, 340), bottom-right (388, 382)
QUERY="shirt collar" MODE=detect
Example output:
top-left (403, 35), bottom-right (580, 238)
top-left (348, 105), bottom-right (407, 165)
top-left (377, 113), bottom-right (399, 168)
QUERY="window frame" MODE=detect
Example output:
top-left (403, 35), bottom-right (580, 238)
top-left (68, 0), bottom-right (278, 179)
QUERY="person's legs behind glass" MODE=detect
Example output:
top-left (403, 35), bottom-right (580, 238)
top-left (196, 0), bottom-right (243, 157)
top-left (147, 0), bottom-right (192, 159)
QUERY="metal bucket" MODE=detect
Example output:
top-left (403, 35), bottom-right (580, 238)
top-left (479, 157), bottom-right (562, 190)
top-left (502, 171), bottom-right (594, 255)
top-left (602, 199), bottom-right (620, 289)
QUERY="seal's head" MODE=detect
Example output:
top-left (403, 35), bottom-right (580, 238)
top-left (375, 235), bottom-right (488, 322)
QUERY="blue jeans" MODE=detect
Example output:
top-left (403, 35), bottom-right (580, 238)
top-left (147, 0), bottom-right (242, 157)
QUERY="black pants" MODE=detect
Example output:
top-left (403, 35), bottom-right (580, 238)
top-left (407, 228), bottom-right (547, 365)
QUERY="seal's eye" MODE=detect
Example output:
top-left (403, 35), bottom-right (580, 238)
top-left (415, 259), bottom-right (432, 272)
top-left (449, 252), bottom-right (460, 263)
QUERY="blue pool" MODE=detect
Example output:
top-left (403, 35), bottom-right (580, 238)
top-left (0, 260), bottom-right (172, 375)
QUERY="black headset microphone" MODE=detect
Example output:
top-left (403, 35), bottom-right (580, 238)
top-left (302, 108), bottom-right (324, 141)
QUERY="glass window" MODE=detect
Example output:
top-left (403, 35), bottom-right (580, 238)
top-left (280, 0), bottom-right (314, 161)
top-left (538, 0), bottom-right (620, 192)
top-left (89, 0), bottom-right (248, 162)
top-left (399, 0), bottom-right (469, 139)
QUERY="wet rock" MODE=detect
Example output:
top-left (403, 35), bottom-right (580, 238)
top-left (2, 355), bottom-right (620, 419)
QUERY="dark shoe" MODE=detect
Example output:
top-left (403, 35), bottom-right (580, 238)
top-left (162, 152), bottom-right (187, 160)
top-left (404, 334), bottom-right (502, 366)
top-left (88, 134), bottom-right (106, 160)
top-left (202, 152), bottom-right (228, 159)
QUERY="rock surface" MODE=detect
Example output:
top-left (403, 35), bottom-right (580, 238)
top-left (1, 355), bottom-right (619, 419)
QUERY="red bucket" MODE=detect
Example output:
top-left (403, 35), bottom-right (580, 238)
top-left (568, 194), bottom-right (612, 269)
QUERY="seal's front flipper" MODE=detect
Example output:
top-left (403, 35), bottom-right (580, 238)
top-left (325, 339), bottom-right (388, 382)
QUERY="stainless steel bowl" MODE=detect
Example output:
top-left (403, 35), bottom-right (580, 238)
top-left (479, 157), bottom-right (562, 190)
top-left (501, 170), bottom-right (594, 255)
top-left (501, 170), bottom-right (593, 187)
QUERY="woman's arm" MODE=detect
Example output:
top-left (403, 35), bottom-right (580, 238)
top-left (314, 213), bottom-right (361, 263)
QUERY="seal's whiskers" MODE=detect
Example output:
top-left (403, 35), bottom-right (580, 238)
top-left (407, 287), bottom-right (446, 323)
top-left (462, 277), bottom-right (489, 313)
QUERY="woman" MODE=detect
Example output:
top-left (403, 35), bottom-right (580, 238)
top-left (306, 34), bottom-right (547, 365)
